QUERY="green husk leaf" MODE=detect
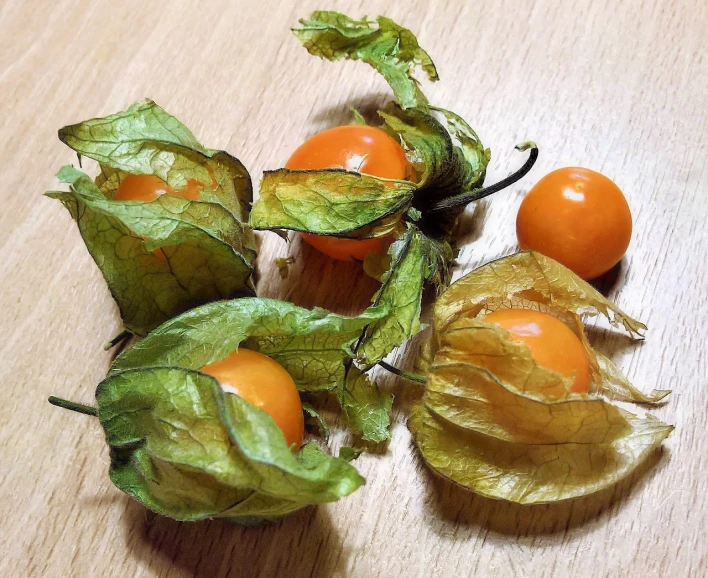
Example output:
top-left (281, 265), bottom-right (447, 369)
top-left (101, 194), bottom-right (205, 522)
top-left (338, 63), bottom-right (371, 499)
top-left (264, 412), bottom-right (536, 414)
top-left (362, 250), bottom-right (392, 281)
top-left (58, 99), bottom-right (252, 220)
top-left (379, 105), bottom-right (487, 194)
top-left (59, 99), bottom-right (203, 157)
top-left (293, 11), bottom-right (438, 110)
top-left (302, 402), bottom-right (331, 442)
top-left (357, 225), bottom-right (452, 368)
top-left (275, 256), bottom-right (295, 279)
top-left (338, 367), bottom-right (392, 442)
top-left (110, 297), bottom-right (388, 393)
top-left (250, 168), bottom-right (414, 236)
top-left (47, 166), bottom-right (255, 335)
top-left (98, 367), bottom-right (363, 523)
top-left (409, 252), bottom-right (673, 504)
top-left (249, 106), bottom-right (490, 241)
top-left (49, 100), bottom-right (256, 335)
top-left (429, 106), bottom-right (491, 192)
top-left (338, 446), bottom-right (363, 461)
top-left (255, 13), bottom-right (491, 245)
top-left (350, 107), bottom-right (367, 125)
top-left (379, 104), bottom-right (489, 237)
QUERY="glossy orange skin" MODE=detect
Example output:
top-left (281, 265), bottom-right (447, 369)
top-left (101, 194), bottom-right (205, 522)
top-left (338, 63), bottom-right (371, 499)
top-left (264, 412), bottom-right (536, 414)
top-left (114, 173), bottom-right (203, 202)
top-left (285, 125), bottom-right (410, 261)
top-left (484, 308), bottom-right (591, 394)
top-left (298, 235), bottom-right (391, 262)
top-left (516, 167), bottom-right (632, 280)
top-left (114, 174), bottom-right (172, 202)
top-left (114, 174), bottom-right (209, 261)
top-left (200, 349), bottom-right (304, 451)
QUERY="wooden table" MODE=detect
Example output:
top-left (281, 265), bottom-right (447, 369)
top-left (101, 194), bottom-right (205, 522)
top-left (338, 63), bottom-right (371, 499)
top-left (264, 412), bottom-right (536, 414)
top-left (1, 0), bottom-right (706, 576)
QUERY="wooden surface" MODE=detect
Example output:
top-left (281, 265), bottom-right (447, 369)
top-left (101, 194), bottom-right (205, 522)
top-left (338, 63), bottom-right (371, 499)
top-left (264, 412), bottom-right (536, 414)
top-left (1, 0), bottom-right (706, 576)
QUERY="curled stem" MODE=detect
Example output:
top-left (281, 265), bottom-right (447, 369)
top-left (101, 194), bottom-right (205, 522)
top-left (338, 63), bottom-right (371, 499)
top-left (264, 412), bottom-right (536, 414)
top-left (48, 396), bottom-right (98, 417)
top-left (104, 329), bottom-right (132, 351)
top-left (428, 142), bottom-right (539, 212)
top-left (378, 360), bottom-right (427, 384)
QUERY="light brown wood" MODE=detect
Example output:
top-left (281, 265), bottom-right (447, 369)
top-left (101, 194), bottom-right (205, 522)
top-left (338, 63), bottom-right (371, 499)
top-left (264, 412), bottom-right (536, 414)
top-left (1, 0), bottom-right (706, 576)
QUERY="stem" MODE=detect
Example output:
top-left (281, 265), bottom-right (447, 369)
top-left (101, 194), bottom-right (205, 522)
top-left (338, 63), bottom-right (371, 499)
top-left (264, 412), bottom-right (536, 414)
top-left (378, 360), bottom-right (427, 384)
top-left (104, 329), bottom-right (131, 351)
top-left (48, 396), bottom-right (98, 417)
top-left (428, 142), bottom-right (539, 212)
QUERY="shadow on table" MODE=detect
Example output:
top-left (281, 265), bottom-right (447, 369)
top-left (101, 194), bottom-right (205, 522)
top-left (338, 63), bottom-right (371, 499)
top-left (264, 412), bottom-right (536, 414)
top-left (122, 501), bottom-right (347, 578)
top-left (453, 200), bottom-right (490, 249)
top-left (588, 258), bottom-right (625, 297)
top-left (255, 232), bottom-right (381, 316)
top-left (419, 445), bottom-right (671, 537)
top-left (309, 92), bottom-right (394, 132)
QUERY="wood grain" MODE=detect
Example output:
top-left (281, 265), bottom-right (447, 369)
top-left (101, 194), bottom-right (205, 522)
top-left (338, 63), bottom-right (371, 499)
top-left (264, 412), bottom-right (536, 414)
top-left (1, 0), bottom-right (706, 576)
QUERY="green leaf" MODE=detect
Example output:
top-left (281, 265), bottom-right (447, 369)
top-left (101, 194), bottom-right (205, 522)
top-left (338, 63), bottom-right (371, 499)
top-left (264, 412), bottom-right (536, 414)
top-left (110, 297), bottom-right (389, 393)
top-left (257, 14), bottom-right (491, 242)
top-left (350, 107), bottom-right (367, 125)
top-left (293, 11), bottom-right (438, 110)
top-left (356, 226), bottom-right (452, 368)
top-left (98, 367), bottom-right (364, 523)
top-left (379, 106), bottom-right (454, 189)
top-left (59, 99), bottom-right (203, 155)
top-left (47, 167), bottom-right (255, 335)
top-left (362, 250), bottom-right (391, 281)
top-left (379, 104), bottom-right (489, 236)
top-left (250, 168), bottom-right (414, 236)
top-left (275, 256), bottom-right (295, 279)
top-left (338, 446), bottom-right (363, 461)
top-left (58, 99), bottom-right (252, 220)
top-left (250, 105), bottom-right (490, 240)
top-left (302, 402), bottom-right (331, 442)
top-left (49, 100), bottom-right (257, 335)
top-left (253, 13), bottom-right (493, 379)
top-left (338, 367), bottom-right (392, 442)
top-left (429, 106), bottom-right (491, 192)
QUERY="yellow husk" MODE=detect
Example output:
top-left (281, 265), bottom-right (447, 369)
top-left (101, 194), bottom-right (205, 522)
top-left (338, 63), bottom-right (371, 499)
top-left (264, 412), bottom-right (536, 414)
top-left (409, 251), bottom-right (673, 504)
